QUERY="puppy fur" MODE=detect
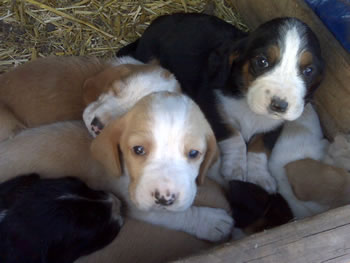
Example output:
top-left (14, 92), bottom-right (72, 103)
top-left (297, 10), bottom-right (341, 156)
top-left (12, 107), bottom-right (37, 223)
top-left (0, 92), bottom-right (233, 242)
top-left (117, 13), bottom-right (324, 192)
top-left (0, 55), bottom-right (179, 140)
top-left (0, 174), bottom-right (122, 263)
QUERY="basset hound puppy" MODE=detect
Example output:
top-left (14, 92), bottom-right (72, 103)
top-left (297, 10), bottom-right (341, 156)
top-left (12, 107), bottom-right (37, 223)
top-left (0, 91), bottom-right (233, 242)
top-left (0, 174), bottom-right (123, 263)
top-left (117, 13), bottom-right (324, 193)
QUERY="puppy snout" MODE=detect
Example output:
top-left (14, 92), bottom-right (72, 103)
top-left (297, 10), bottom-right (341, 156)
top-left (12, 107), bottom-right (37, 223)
top-left (269, 96), bottom-right (288, 113)
top-left (153, 189), bottom-right (178, 206)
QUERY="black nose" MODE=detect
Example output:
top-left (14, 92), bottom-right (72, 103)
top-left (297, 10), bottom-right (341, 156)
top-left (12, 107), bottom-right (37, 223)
top-left (154, 190), bottom-right (176, 206)
top-left (269, 97), bottom-right (288, 113)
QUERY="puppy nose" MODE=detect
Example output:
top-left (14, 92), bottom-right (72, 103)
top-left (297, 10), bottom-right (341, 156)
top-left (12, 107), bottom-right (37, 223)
top-left (154, 190), bottom-right (177, 206)
top-left (269, 97), bottom-right (288, 113)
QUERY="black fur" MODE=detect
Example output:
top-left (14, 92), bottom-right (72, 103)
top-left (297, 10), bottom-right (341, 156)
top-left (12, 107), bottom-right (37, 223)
top-left (228, 180), bottom-right (293, 232)
top-left (0, 174), bottom-right (123, 263)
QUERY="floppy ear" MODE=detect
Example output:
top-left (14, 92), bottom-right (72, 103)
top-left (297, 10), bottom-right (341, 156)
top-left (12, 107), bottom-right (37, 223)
top-left (82, 66), bottom-right (131, 105)
top-left (207, 39), bottom-right (246, 88)
top-left (90, 117), bottom-right (126, 178)
top-left (197, 132), bottom-right (219, 185)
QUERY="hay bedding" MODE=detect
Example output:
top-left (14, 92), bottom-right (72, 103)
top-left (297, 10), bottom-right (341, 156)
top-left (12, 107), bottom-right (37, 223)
top-left (0, 0), bottom-right (248, 74)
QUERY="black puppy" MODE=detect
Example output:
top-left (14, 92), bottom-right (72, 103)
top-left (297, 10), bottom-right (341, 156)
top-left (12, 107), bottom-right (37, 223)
top-left (228, 180), bottom-right (293, 234)
top-left (118, 13), bottom-right (324, 192)
top-left (0, 174), bottom-right (123, 263)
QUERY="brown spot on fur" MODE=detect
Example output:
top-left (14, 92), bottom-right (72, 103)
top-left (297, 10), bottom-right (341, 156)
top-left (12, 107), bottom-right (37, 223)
top-left (299, 51), bottom-right (313, 68)
top-left (247, 134), bottom-right (271, 157)
top-left (229, 52), bottom-right (239, 65)
top-left (267, 45), bottom-right (280, 65)
top-left (242, 61), bottom-right (254, 92)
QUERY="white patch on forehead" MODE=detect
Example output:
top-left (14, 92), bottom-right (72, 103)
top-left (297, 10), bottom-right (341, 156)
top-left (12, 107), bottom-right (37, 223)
top-left (275, 23), bottom-right (305, 79)
top-left (150, 95), bottom-right (191, 159)
top-left (110, 55), bottom-right (144, 66)
top-left (0, 210), bottom-right (8, 223)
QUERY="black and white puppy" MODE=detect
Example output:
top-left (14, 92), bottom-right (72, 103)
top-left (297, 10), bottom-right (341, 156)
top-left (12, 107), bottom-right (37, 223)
top-left (117, 13), bottom-right (324, 192)
top-left (0, 174), bottom-right (123, 263)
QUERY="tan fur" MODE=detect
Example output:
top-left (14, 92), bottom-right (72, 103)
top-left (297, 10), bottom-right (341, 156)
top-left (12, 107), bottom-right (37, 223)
top-left (267, 45), bottom-right (280, 65)
top-left (286, 158), bottom-right (350, 208)
top-left (299, 51), bottom-right (313, 68)
top-left (0, 56), bottom-right (106, 134)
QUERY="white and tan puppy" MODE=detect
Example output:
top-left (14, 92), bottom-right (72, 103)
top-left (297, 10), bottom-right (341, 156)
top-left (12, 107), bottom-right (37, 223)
top-left (0, 92), bottom-right (233, 242)
top-left (0, 56), bottom-right (179, 141)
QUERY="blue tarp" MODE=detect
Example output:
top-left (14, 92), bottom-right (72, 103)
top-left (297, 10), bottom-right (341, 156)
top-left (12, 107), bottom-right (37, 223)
top-left (305, 0), bottom-right (350, 52)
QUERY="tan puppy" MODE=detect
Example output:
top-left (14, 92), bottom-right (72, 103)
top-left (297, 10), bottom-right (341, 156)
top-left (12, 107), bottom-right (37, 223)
top-left (0, 56), bottom-right (179, 140)
top-left (0, 92), bottom-right (233, 242)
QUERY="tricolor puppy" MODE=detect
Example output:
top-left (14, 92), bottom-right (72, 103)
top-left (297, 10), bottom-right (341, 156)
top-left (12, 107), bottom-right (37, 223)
top-left (117, 13), bottom-right (324, 192)
top-left (0, 55), bottom-right (179, 141)
top-left (0, 92), bottom-right (233, 242)
top-left (0, 174), bottom-right (122, 263)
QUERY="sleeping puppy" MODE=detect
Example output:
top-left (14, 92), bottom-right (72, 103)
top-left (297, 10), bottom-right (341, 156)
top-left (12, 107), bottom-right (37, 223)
top-left (228, 180), bottom-right (293, 236)
top-left (0, 92), bottom-right (233, 242)
top-left (117, 13), bottom-right (324, 192)
top-left (0, 55), bottom-right (179, 140)
top-left (0, 174), bottom-right (122, 263)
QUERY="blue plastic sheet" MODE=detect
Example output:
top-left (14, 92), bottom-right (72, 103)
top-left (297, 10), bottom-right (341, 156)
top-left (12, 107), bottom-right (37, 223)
top-left (305, 0), bottom-right (350, 52)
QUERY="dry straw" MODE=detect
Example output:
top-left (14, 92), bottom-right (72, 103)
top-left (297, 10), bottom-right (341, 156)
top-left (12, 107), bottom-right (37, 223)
top-left (0, 0), bottom-right (248, 73)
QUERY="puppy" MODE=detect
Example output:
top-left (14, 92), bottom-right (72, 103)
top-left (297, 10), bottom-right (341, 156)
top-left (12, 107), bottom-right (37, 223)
top-left (0, 55), bottom-right (179, 140)
top-left (0, 92), bottom-right (233, 242)
top-left (228, 180), bottom-right (293, 235)
top-left (117, 13), bottom-right (324, 192)
top-left (0, 174), bottom-right (123, 263)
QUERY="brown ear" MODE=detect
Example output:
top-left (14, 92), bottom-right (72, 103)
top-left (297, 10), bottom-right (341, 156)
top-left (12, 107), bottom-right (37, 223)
top-left (197, 132), bottom-right (219, 185)
top-left (90, 117), bottom-right (125, 177)
top-left (82, 66), bottom-right (132, 105)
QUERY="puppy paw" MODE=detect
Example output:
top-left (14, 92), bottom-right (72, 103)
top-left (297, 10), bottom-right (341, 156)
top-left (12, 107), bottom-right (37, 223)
top-left (246, 152), bottom-right (277, 193)
top-left (219, 134), bottom-right (247, 181)
top-left (194, 207), bottom-right (234, 242)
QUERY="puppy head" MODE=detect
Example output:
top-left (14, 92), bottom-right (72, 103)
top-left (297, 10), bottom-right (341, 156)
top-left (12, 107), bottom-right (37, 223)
top-left (211, 17), bottom-right (323, 121)
top-left (90, 92), bottom-right (218, 212)
top-left (83, 58), bottom-right (180, 137)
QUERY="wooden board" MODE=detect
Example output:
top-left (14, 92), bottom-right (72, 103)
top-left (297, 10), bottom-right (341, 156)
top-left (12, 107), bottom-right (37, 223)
top-left (174, 204), bottom-right (350, 263)
top-left (229, 0), bottom-right (350, 139)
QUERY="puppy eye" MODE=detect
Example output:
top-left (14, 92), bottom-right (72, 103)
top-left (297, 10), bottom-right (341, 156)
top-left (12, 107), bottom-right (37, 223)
top-left (188, 150), bottom-right (200, 159)
top-left (302, 66), bottom-right (313, 77)
top-left (133, 146), bottom-right (145, 155)
top-left (255, 56), bottom-right (269, 68)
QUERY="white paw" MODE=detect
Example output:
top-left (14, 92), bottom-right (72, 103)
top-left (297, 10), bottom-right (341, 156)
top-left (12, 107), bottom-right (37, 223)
top-left (247, 152), bottom-right (277, 193)
top-left (194, 207), bottom-right (234, 242)
top-left (219, 134), bottom-right (247, 181)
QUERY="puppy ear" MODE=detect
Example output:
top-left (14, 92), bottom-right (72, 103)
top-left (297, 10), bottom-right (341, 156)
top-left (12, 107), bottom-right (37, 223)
top-left (197, 132), bottom-right (219, 185)
top-left (207, 39), bottom-right (246, 88)
top-left (90, 118), bottom-right (125, 177)
top-left (82, 66), bottom-right (131, 105)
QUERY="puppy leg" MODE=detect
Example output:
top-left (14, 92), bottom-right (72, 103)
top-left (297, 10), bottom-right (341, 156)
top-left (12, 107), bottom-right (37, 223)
top-left (129, 206), bottom-right (234, 242)
top-left (246, 134), bottom-right (277, 193)
top-left (0, 103), bottom-right (26, 141)
top-left (219, 131), bottom-right (247, 181)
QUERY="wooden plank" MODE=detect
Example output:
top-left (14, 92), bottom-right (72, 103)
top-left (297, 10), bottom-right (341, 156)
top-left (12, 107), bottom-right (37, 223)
top-left (228, 0), bottom-right (350, 139)
top-left (173, 205), bottom-right (350, 263)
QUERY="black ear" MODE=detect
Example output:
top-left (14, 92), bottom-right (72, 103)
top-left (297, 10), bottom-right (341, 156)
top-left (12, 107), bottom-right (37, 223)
top-left (207, 39), bottom-right (246, 89)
